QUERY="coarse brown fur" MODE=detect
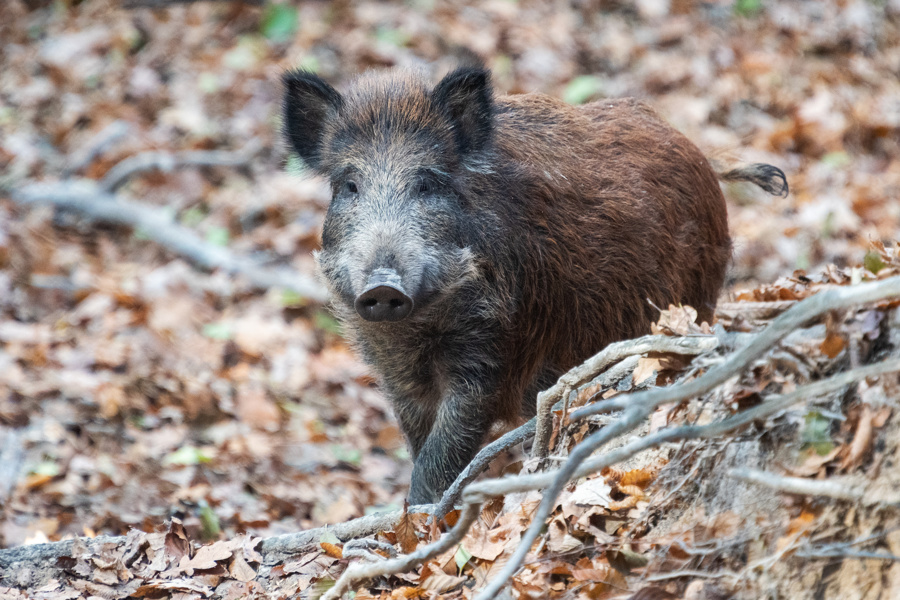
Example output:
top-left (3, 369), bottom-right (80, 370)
top-left (282, 66), bottom-right (787, 503)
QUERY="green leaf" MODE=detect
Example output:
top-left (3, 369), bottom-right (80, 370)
top-left (198, 500), bottom-right (221, 540)
top-left (821, 151), bottom-right (851, 169)
top-left (180, 206), bottom-right (207, 227)
top-left (261, 3), bottom-right (299, 43)
top-left (801, 411), bottom-right (834, 455)
top-left (563, 75), bottom-right (603, 105)
top-left (330, 445), bottom-right (363, 466)
top-left (309, 579), bottom-right (335, 600)
top-left (163, 446), bottom-right (213, 466)
top-left (864, 251), bottom-right (886, 274)
top-left (734, 0), bottom-right (762, 17)
top-left (374, 27), bottom-right (410, 47)
top-left (205, 226), bottom-right (230, 247)
top-left (202, 322), bottom-right (233, 340)
top-left (454, 545), bottom-right (473, 572)
top-left (32, 461), bottom-right (60, 477)
top-left (314, 311), bottom-right (342, 335)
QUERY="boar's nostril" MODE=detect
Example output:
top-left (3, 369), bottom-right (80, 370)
top-left (355, 285), bottom-right (413, 322)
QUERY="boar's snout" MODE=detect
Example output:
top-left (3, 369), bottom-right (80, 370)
top-left (354, 268), bottom-right (414, 322)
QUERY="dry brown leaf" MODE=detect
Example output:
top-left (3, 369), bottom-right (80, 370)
top-left (620, 467), bottom-right (658, 488)
top-left (547, 515), bottom-right (583, 553)
top-left (394, 504), bottom-right (420, 554)
top-left (389, 586), bottom-right (423, 599)
top-left (608, 496), bottom-right (640, 512)
top-left (632, 357), bottom-right (663, 386)
top-left (461, 519), bottom-right (508, 561)
top-left (320, 542), bottom-right (343, 559)
top-left (651, 304), bottom-right (698, 336)
top-left (228, 553), bottom-right (257, 582)
top-left (841, 404), bottom-right (875, 470)
top-left (420, 573), bottom-right (466, 593)
top-left (820, 332), bottom-right (846, 358)
top-left (179, 540), bottom-right (234, 574)
top-left (618, 485), bottom-right (647, 498)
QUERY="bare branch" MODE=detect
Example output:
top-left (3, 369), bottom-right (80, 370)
top-left (10, 180), bottom-right (328, 303)
top-left (63, 120), bottom-right (131, 177)
top-left (99, 142), bottom-right (261, 193)
top-left (533, 334), bottom-right (719, 459)
top-left (0, 503), bottom-right (435, 573)
top-left (0, 428), bottom-right (24, 504)
top-left (569, 276), bottom-right (900, 423)
top-left (258, 505), bottom-right (432, 563)
top-left (470, 354), bottom-right (900, 600)
top-left (715, 300), bottom-right (797, 321)
top-left (434, 418), bottom-right (537, 522)
top-left (321, 500), bottom-right (483, 600)
top-left (728, 469), bottom-right (863, 500)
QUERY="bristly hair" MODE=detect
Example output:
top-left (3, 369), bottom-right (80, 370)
top-left (719, 163), bottom-right (789, 197)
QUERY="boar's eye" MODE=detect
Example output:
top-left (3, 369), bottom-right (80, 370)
top-left (344, 181), bottom-right (358, 194)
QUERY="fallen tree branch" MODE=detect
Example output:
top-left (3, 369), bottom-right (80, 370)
top-left (99, 143), bottom-right (261, 192)
top-left (323, 356), bottom-right (900, 598)
top-left (569, 276), bottom-right (900, 423)
top-left (318, 278), bottom-right (900, 598)
top-left (471, 354), bottom-right (900, 600)
top-left (258, 504), bottom-right (433, 563)
top-left (532, 334), bottom-right (719, 459)
top-left (10, 180), bottom-right (328, 303)
top-left (728, 469), bottom-right (864, 500)
top-left (715, 300), bottom-right (797, 321)
top-left (0, 503), bottom-right (435, 573)
top-left (63, 120), bottom-right (131, 178)
top-left (321, 501), bottom-right (482, 600)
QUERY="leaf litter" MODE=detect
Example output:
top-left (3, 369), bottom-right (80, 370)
top-left (1, 0), bottom-right (900, 598)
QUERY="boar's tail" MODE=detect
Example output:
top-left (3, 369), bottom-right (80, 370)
top-left (717, 163), bottom-right (789, 198)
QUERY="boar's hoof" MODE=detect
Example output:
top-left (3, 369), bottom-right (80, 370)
top-left (355, 282), bottom-right (413, 322)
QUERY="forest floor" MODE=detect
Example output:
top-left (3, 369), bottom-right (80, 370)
top-left (1, 0), bottom-right (900, 599)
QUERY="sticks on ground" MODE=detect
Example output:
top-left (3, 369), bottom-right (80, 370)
top-left (532, 334), bottom-right (719, 459)
top-left (728, 469), bottom-right (864, 501)
top-left (11, 180), bottom-right (328, 302)
top-left (99, 143), bottom-right (261, 192)
top-left (319, 275), bottom-right (900, 599)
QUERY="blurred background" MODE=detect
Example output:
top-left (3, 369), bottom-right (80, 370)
top-left (0, 0), bottom-right (898, 547)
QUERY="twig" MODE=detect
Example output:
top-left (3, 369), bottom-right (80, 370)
top-left (728, 469), bottom-right (863, 501)
top-left (10, 180), bottom-right (328, 303)
top-left (0, 503), bottom-right (435, 572)
top-left (433, 418), bottom-right (537, 522)
top-left (469, 353), bottom-right (900, 600)
top-left (259, 504), bottom-right (433, 563)
top-left (715, 300), bottom-right (797, 321)
top-left (532, 335), bottom-right (719, 459)
top-left (321, 500), bottom-right (482, 600)
top-left (99, 142), bottom-right (261, 192)
top-left (798, 549), bottom-right (900, 561)
top-left (63, 120), bottom-right (131, 178)
top-left (645, 569), bottom-right (740, 582)
top-left (569, 276), bottom-right (900, 423)
top-left (0, 428), bottom-right (24, 504)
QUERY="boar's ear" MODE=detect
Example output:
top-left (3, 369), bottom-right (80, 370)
top-left (432, 67), bottom-right (493, 158)
top-left (282, 70), bottom-right (343, 171)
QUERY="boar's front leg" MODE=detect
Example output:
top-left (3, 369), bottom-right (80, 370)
top-left (407, 379), bottom-right (500, 505)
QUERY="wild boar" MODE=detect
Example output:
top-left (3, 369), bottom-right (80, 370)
top-left (281, 66), bottom-right (787, 504)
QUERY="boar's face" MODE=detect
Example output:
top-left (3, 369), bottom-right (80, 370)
top-left (283, 67), bottom-right (493, 324)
